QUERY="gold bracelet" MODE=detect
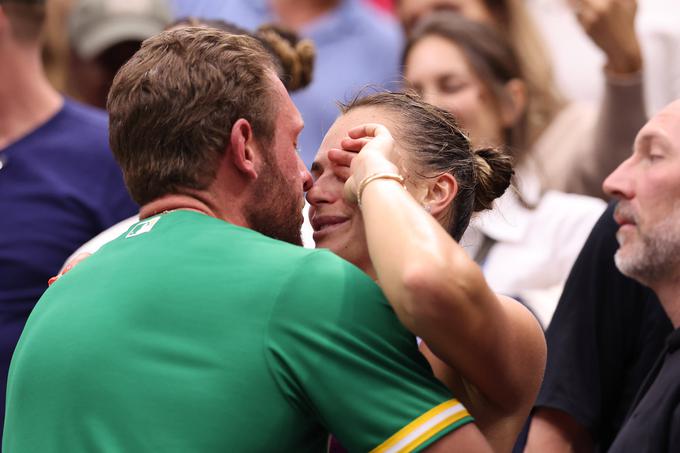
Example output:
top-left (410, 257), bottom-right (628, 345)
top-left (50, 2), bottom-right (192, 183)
top-left (357, 172), bottom-right (405, 207)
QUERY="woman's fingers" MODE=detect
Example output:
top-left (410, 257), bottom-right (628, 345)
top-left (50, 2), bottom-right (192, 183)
top-left (336, 123), bottom-right (401, 204)
top-left (348, 124), bottom-right (395, 157)
top-left (328, 149), bottom-right (355, 181)
top-left (328, 148), bottom-right (356, 167)
top-left (343, 175), bottom-right (358, 205)
top-left (347, 123), bottom-right (391, 139)
top-left (333, 165), bottom-right (352, 181)
top-left (340, 137), bottom-right (371, 152)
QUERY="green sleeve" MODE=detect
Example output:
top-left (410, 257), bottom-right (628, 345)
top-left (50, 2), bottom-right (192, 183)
top-left (264, 251), bottom-right (473, 452)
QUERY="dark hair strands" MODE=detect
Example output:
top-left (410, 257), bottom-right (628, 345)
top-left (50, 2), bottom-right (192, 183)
top-left (341, 90), bottom-right (512, 241)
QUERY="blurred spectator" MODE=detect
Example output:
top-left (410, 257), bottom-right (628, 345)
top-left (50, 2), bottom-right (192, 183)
top-left (366, 0), bottom-right (394, 13)
top-left (526, 0), bottom-right (680, 115)
top-left (398, 0), bottom-right (565, 153)
top-left (397, 0), bottom-right (646, 199)
top-left (525, 202), bottom-right (672, 451)
top-left (403, 13), bottom-right (607, 327)
top-left (171, 0), bottom-right (404, 166)
top-left (67, 0), bottom-right (171, 109)
top-left (0, 0), bottom-right (137, 435)
top-left (42, 0), bottom-right (74, 92)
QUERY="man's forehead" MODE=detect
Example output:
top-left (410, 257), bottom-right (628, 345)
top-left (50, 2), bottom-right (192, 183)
top-left (636, 100), bottom-right (680, 151)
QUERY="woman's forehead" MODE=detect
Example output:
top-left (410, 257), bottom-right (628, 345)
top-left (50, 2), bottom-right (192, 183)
top-left (312, 106), bottom-right (402, 169)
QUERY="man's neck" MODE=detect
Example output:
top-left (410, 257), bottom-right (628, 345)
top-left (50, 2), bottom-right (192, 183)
top-left (653, 280), bottom-right (680, 329)
top-left (270, 0), bottom-right (341, 30)
top-left (139, 193), bottom-right (250, 229)
top-left (0, 48), bottom-right (62, 149)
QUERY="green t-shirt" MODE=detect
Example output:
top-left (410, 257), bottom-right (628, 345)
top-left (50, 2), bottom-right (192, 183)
top-left (4, 211), bottom-right (472, 452)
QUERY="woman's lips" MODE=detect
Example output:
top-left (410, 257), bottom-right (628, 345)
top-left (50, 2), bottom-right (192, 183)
top-left (311, 215), bottom-right (350, 241)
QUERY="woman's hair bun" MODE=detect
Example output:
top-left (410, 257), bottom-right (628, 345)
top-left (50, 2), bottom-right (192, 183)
top-left (472, 147), bottom-right (513, 212)
top-left (256, 24), bottom-right (315, 91)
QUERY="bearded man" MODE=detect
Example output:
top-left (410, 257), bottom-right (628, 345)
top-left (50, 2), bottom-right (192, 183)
top-left (602, 99), bottom-right (680, 452)
top-left (3, 27), bottom-right (491, 452)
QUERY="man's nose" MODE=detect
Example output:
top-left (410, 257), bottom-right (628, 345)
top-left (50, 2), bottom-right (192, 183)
top-left (299, 159), bottom-right (313, 192)
top-left (603, 158), bottom-right (634, 200)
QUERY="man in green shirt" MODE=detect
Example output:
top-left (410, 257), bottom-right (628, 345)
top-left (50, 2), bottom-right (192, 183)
top-left (4, 27), bottom-right (490, 452)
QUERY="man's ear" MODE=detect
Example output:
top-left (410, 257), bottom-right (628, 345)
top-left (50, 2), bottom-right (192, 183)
top-left (499, 78), bottom-right (527, 128)
top-left (229, 118), bottom-right (259, 180)
top-left (423, 172), bottom-right (458, 219)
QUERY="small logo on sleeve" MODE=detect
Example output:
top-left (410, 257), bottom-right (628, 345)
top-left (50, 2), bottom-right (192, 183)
top-left (126, 216), bottom-right (161, 238)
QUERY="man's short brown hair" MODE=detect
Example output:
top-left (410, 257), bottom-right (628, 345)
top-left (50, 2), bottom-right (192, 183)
top-left (107, 27), bottom-right (278, 205)
top-left (0, 0), bottom-right (46, 42)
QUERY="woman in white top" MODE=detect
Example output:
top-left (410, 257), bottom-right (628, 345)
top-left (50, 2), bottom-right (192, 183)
top-left (402, 13), bottom-right (608, 326)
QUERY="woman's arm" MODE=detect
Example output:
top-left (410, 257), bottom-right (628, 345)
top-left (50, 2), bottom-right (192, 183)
top-left (335, 124), bottom-right (546, 417)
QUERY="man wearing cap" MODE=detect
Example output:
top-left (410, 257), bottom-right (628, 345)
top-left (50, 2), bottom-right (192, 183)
top-left (68, 0), bottom-right (171, 109)
top-left (0, 0), bottom-right (137, 435)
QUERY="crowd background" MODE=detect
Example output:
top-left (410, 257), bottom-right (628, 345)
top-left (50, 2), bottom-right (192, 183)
top-left (2, 0), bottom-right (680, 451)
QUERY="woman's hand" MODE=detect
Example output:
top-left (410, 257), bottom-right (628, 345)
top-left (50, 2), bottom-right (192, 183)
top-left (327, 123), bottom-right (402, 205)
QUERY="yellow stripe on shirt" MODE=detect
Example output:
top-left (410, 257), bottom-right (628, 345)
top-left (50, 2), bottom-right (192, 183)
top-left (370, 399), bottom-right (471, 453)
top-left (399, 408), bottom-right (472, 452)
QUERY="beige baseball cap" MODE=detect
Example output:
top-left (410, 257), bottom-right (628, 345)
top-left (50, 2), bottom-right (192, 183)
top-left (69, 0), bottom-right (172, 58)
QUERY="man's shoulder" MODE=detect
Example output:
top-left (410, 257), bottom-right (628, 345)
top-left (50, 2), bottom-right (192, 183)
top-left (268, 247), bottom-right (386, 323)
top-left (60, 98), bottom-right (108, 129)
top-left (288, 248), bottom-right (375, 288)
top-left (117, 212), bottom-right (351, 270)
top-left (30, 99), bottom-right (111, 160)
top-left (242, 235), bottom-right (373, 289)
top-left (15, 98), bottom-right (108, 152)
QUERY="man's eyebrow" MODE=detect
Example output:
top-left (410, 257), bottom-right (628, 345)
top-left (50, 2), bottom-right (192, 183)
top-left (636, 130), bottom-right (673, 154)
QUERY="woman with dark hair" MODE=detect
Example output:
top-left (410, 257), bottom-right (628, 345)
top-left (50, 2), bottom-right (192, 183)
top-left (397, 0), bottom-right (645, 200)
top-left (402, 12), bottom-right (607, 330)
top-left (308, 91), bottom-right (547, 453)
top-left (397, 0), bottom-right (565, 156)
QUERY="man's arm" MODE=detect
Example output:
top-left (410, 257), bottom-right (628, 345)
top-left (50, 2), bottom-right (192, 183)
top-left (525, 408), bottom-right (594, 453)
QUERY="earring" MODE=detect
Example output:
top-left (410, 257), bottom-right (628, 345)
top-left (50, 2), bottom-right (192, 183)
top-left (423, 204), bottom-right (432, 214)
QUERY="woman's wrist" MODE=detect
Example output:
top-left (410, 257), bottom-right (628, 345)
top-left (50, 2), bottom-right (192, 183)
top-left (357, 172), bottom-right (405, 207)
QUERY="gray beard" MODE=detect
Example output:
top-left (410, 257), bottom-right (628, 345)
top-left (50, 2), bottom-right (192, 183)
top-left (614, 207), bottom-right (680, 286)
